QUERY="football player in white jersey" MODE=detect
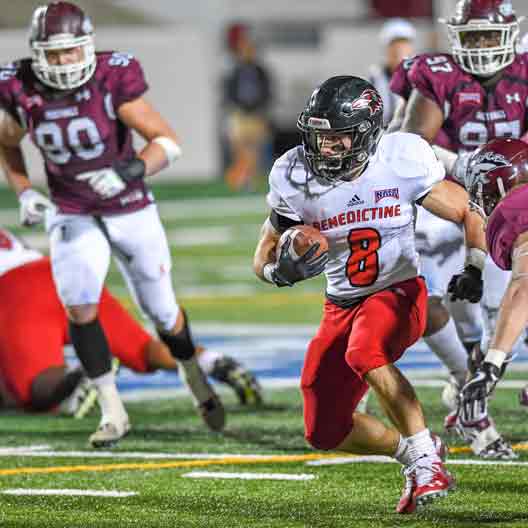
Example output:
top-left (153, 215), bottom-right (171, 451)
top-left (253, 76), bottom-right (487, 513)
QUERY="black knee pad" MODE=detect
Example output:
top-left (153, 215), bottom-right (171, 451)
top-left (158, 310), bottom-right (196, 361)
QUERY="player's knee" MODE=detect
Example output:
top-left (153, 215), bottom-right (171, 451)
top-left (305, 425), bottom-right (349, 451)
top-left (423, 296), bottom-right (449, 336)
top-left (66, 304), bottom-right (98, 325)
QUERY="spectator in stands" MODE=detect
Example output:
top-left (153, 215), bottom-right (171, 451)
top-left (368, 18), bottom-right (416, 126)
top-left (222, 23), bottom-right (274, 192)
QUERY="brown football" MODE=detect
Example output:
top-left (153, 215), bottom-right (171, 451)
top-left (277, 225), bottom-right (329, 260)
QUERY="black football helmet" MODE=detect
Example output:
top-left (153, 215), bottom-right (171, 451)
top-left (297, 76), bottom-right (384, 184)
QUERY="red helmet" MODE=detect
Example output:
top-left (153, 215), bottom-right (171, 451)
top-left (29, 2), bottom-right (96, 90)
top-left (444, 0), bottom-right (522, 77)
top-left (466, 138), bottom-right (528, 217)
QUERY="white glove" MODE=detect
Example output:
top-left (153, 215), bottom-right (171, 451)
top-left (18, 188), bottom-right (54, 226)
top-left (452, 150), bottom-right (474, 185)
top-left (76, 168), bottom-right (126, 199)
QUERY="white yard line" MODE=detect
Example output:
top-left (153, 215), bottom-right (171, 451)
top-left (182, 472), bottom-right (315, 481)
top-left (1, 489), bottom-right (137, 497)
top-left (306, 456), bottom-right (528, 467)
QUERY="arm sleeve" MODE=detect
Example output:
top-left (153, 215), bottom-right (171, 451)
top-left (408, 55), bottom-right (445, 108)
top-left (389, 58), bottom-right (415, 100)
top-left (266, 159), bottom-right (302, 223)
top-left (385, 133), bottom-right (445, 203)
top-left (0, 65), bottom-right (22, 126)
top-left (269, 209), bottom-right (303, 232)
top-left (110, 55), bottom-right (149, 109)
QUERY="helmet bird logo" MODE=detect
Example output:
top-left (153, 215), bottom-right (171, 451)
top-left (347, 89), bottom-right (383, 116)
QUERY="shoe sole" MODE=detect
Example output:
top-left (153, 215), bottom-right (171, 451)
top-left (415, 481), bottom-right (456, 511)
top-left (89, 425), bottom-right (131, 449)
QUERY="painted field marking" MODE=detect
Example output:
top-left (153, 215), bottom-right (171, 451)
top-left (0, 453), bottom-right (339, 477)
top-left (182, 472), bottom-right (315, 481)
top-left (306, 456), bottom-right (528, 468)
top-left (1, 488), bottom-right (137, 497)
top-left (0, 449), bottom-right (305, 460)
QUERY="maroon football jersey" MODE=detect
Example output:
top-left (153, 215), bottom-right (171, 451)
top-left (389, 56), bottom-right (454, 152)
top-left (486, 185), bottom-right (528, 270)
top-left (408, 52), bottom-right (528, 155)
top-left (0, 51), bottom-right (153, 215)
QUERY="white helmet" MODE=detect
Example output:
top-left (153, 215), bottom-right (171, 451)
top-left (29, 2), bottom-right (96, 90)
top-left (444, 0), bottom-right (522, 77)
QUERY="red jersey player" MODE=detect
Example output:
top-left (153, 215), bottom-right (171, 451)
top-left (0, 228), bottom-right (262, 416)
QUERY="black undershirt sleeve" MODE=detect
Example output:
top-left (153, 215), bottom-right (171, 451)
top-left (269, 209), bottom-right (303, 233)
top-left (415, 190), bottom-right (430, 206)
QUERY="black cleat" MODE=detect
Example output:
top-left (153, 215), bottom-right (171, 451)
top-left (210, 357), bottom-right (263, 405)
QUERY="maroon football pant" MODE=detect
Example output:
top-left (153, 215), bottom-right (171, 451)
top-left (301, 276), bottom-right (427, 450)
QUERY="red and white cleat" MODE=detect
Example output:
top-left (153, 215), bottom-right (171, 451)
top-left (413, 457), bottom-right (455, 511)
top-left (396, 434), bottom-right (449, 514)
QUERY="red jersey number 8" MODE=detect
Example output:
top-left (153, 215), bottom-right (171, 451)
top-left (346, 228), bottom-right (381, 287)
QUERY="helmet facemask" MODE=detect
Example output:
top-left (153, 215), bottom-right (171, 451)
top-left (300, 119), bottom-right (383, 184)
top-left (31, 33), bottom-right (96, 90)
top-left (447, 20), bottom-right (519, 77)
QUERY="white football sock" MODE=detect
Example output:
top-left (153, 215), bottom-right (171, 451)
top-left (405, 429), bottom-right (436, 465)
top-left (394, 434), bottom-right (411, 465)
top-left (424, 317), bottom-right (467, 387)
top-left (197, 349), bottom-right (223, 375)
top-left (91, 371), bottom-right (127, 423)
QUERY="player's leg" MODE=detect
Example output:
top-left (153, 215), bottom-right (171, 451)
top-left (416, 209), bottom-right (469, 400)
top-left (344, 277), bottom-right (454, 512)
top-left (105, 205), bottom-right (224, 431)
top-left (48, 214), bottom-right (129, 446)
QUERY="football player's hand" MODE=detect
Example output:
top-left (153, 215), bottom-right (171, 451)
top-left (460, 362), bottom-right (501, 425)
top-left (447, 265), bottom-right (483, 303)
top-left (76, 158), bottom-right (146, 199)
top-left (270, 237), bottom-right (329, 287)
top-left (18, 188), bottom-right (54, 226)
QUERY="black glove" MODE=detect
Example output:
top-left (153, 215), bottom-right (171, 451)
top-left (113, 158), bottom-right (146, 183)
top-left (460, 362), bottom-right (501, 425)
top-left (447, 264), bottom-right (483, 303)
top-left (270, 237), bottom-right (329, 287)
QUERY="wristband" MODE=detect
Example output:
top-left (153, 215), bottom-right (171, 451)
top-left (465, 247), bottom-right (487, 271)
top-left (486, 348), bottom-right (507, 370)
top-left (153, 136), bottom-right (182, 164)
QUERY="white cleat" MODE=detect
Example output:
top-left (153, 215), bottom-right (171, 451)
top-left (89, 416), bottom-right (131, 449)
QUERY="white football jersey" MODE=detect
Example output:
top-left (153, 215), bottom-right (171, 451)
top-left (0, 229), bottom-right (42, 277)
top-left (267, 132), bottom-right (445, 300)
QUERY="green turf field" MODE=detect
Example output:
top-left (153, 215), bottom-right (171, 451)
top-left (0, 387), bottom-right (527, 527)
top-left (1, 183), bottom-right (528, 527)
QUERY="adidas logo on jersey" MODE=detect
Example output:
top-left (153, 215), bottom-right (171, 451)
top-left (347, 195), bottom-right (364, 207)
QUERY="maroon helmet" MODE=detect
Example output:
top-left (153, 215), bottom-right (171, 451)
top-left (443, 0), bottom-right (522, 77)
top-left (29, 2), bottom-right (96, 90)
top-left (466, 138), bottom-right (528, 217)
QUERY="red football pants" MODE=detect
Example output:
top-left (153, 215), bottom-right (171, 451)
top-left (0, 258), bottom-right (152, 407)
top-left (301, 276), bottom-right (427, 450)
